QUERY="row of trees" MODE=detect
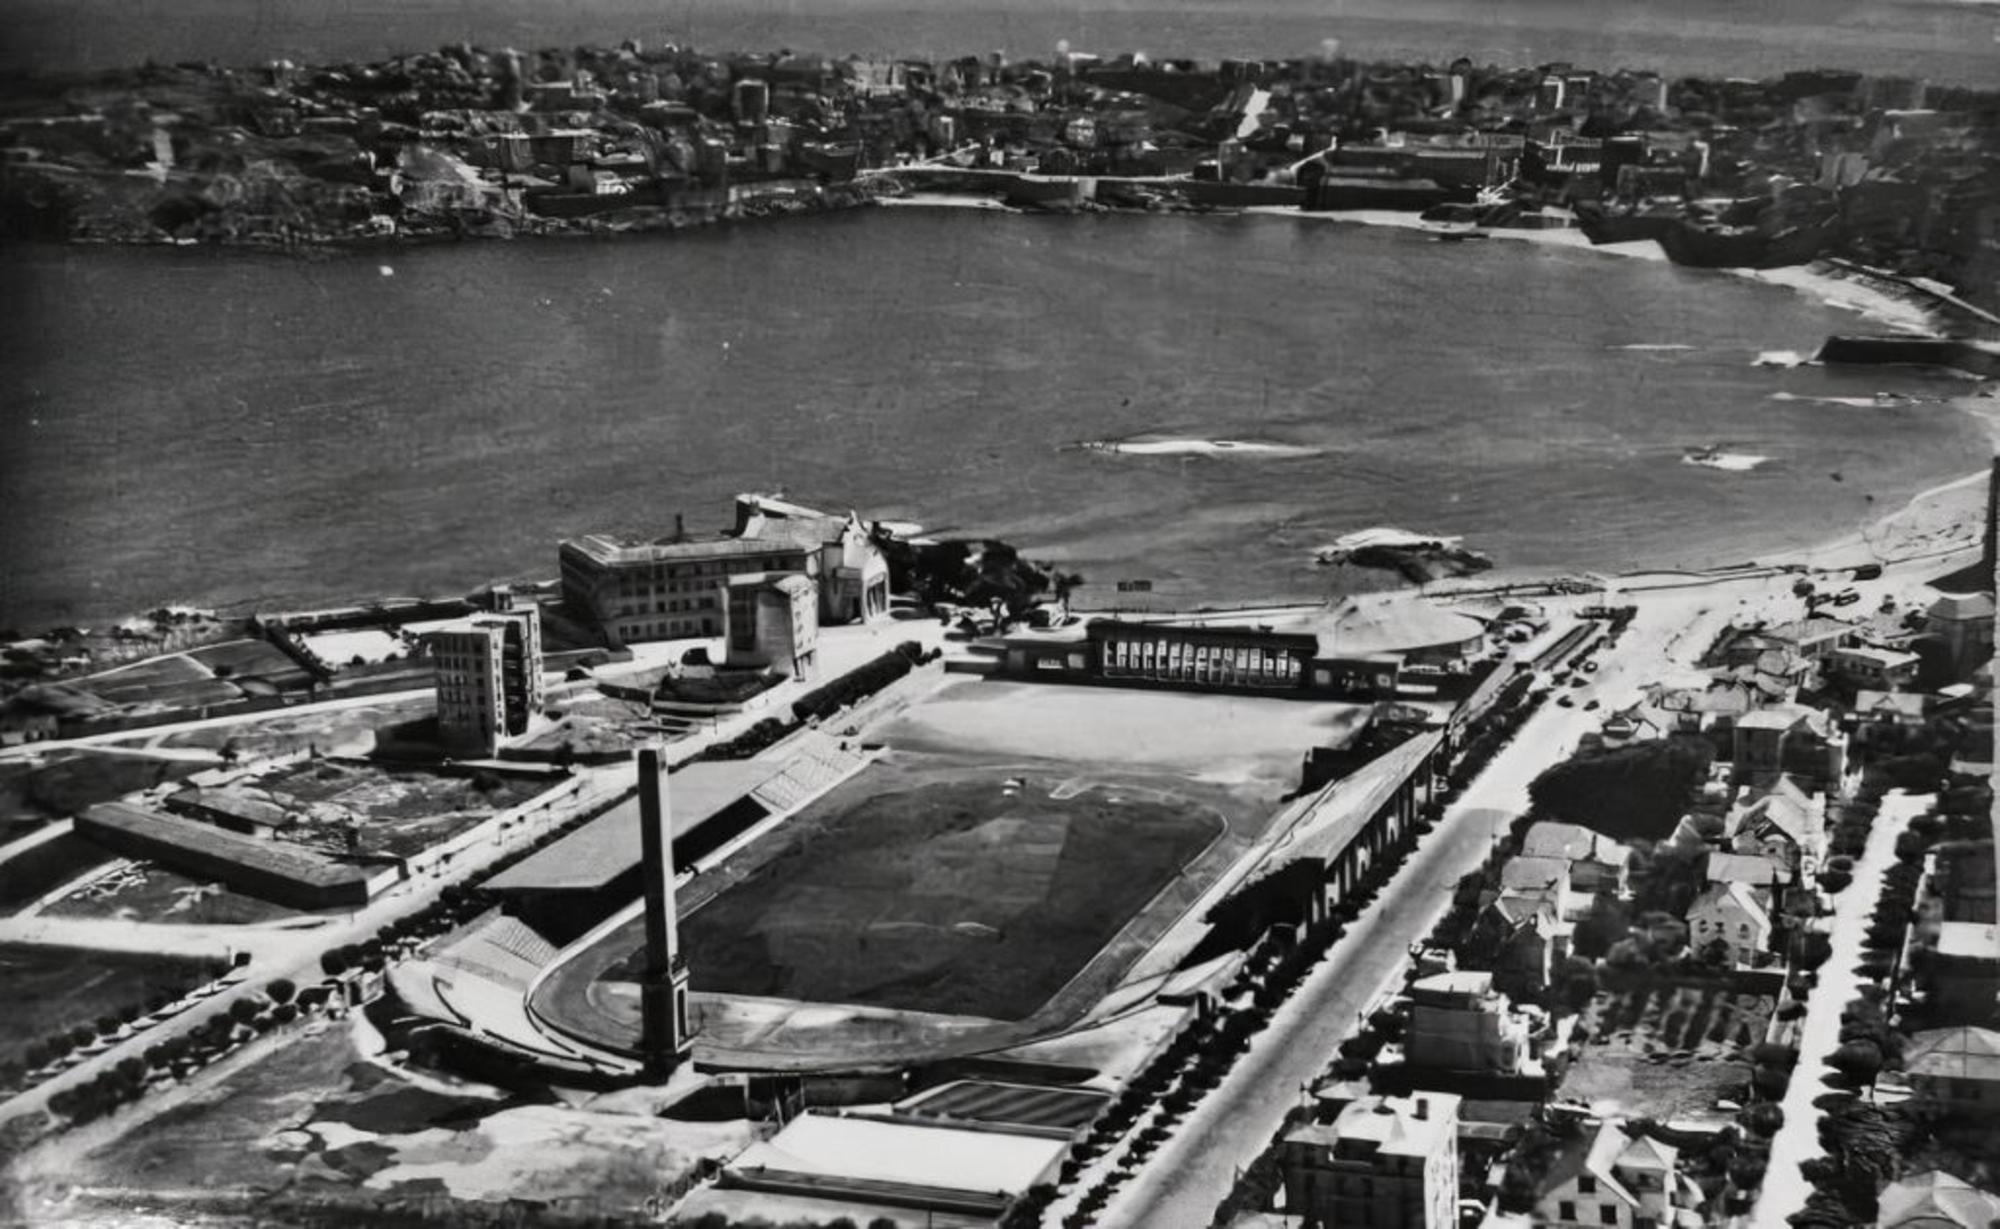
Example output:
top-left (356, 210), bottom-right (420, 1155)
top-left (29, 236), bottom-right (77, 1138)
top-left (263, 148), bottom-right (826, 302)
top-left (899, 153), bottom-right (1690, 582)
top-left (1204, 687), bottom-right (1557, 1225)
top-left (0, 957), bottom-right (234, 1098)
top-left (44, 977), bottom-right (338, 1126)
top-left (1789, 802), bottom-right (1941, 1228)
top-left (791, 641), bottom-right (931, 724)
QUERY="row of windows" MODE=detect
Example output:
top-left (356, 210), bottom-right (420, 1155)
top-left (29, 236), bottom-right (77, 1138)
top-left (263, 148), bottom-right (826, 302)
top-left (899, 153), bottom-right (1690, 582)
top-left (1555, 1201), bottom-right (1622, 1225)
top-left (622, 618), bottom-right (716, 639)
top-left (1100, 637), bottom-right (1303, 685)
top-left (610, 556), bottom-right (803, 589)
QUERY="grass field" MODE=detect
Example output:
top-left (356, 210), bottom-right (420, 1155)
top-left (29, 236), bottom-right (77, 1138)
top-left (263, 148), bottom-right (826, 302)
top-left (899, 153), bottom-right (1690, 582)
top-left (1557, 985), bottom-right (1774, 1120)
top-left (187, 639), bottom-right (313, 689)
top-left (0, 944), bottom-right (217, 1067)
top-left (678, 758), bottom-right (1227, 1021)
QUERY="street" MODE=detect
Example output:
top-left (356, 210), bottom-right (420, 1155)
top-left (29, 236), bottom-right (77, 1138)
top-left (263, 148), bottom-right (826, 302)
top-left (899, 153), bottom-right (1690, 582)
top-left (1087, 594), bottom-right (1739, 1228)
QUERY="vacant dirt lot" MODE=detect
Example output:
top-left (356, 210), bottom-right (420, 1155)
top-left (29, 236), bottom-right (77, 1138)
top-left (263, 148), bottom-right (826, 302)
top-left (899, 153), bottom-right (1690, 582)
top-left (1558, 984), bottom-right (1774, 1120)
top-left (869, 677), bottom-right (1365, 800)
top-left (32, 1018), bottom-right (748, 1223)
top-left (679, 756), bottom-right (1228, 1021)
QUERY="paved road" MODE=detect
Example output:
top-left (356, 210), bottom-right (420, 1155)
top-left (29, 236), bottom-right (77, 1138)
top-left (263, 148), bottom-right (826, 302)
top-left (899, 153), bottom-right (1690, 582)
top-left (1752, 792), bottom-right (1922, 1229)
top-left (1088, 596), bottom-right (1734, 1229)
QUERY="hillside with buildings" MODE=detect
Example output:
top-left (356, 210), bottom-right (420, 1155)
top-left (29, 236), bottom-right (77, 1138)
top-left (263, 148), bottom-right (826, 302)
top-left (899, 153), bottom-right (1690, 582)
top-left (1, 42), bottom-right (1997, 314)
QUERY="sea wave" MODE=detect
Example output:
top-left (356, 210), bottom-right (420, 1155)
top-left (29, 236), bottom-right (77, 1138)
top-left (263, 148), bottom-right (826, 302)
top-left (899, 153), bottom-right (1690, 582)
top-left (1754, 350), bottom-right (1811, 367)
top-left (1683, 451), bottom-right (1771, 472)
top-left (1768, 392), bottom-right (1916, 408)
top-left (1074, 437), bottom-right (1324, 458)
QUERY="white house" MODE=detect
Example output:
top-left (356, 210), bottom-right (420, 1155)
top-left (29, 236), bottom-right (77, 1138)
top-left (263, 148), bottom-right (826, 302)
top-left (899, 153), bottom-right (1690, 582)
top-left (1535, 1120), bottom-right (1705, 1229)
top-left (1687, 880), bottom-right (1773, 966)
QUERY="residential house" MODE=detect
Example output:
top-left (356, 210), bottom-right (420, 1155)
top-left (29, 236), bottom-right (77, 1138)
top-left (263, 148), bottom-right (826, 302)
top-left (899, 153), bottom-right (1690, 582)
top-left (1768, 616), bottom-right (1856, 666)
top-left (1405, 970), bottom-right (1547, 1074)
top-left (1919, 926), bottom-right (2000, 1027)
top-left (1687, 880), bottom-right (1773, 966)
top-left (1465, 892), bottom-right (1572, 996)
top-left (1703, 850), bottom-right (1792, 891)
top-left (1874, 1170), bottom-right (2000, 1229)
top-left (1599, 702), bottom-right (1678, 747)
top-left (1853, 689), bottom-right (1930, 730)
top-left (1281, 1090), bottom-right (1461, 1229)
top-left (1521, 822), bottom-right (1633, 895)
top-left (1534, 1120), bottom-right (1705, 1229)
top-left (1924, 592), bottom-right (1996, 682)
top-left (1499, 855), bottom-right (1588, 921)
top-left (1828, 645), bottom-right (1922, 691)
top-left (1903, 1026), bottom-right (2000, 1119)
top-left (1732, 704), bottom-right (1845, 786)
top-left (1726, 776), bottom-right (1824, 873)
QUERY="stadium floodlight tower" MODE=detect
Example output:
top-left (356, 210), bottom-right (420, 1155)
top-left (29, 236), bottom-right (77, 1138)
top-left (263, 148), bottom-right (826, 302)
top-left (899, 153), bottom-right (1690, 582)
top-left (636, 746), bottom-right (694, 1078)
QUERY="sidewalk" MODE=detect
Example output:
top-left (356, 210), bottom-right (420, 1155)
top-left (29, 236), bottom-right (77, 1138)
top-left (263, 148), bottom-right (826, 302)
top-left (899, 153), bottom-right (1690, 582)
top-left (1750, 792), bottom-right (1923, 1229)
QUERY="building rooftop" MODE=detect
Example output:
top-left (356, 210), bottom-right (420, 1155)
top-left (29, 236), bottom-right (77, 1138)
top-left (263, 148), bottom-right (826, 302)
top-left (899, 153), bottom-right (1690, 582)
top-left (1262, 730), bottom-right (1446, 875)
top-left (1287, 1092), bottom-right (1460, 1160)
top-left (561, 533), bottom-right (810, 567)
top-left (1855, 689), bottom-right (1928, 719)
top-left (1928, 592), bottom-right (1997, 622)
top-left (726, 1112), bottom-right (1065, 1196)
top-left (166, 786), bottom-right (292, 830)
top-left (1935, 921), bottom-right (1999, 961)
top-left (1301, 592), bottom-right (1487, 658)
top-left (1736, 705), bottom-right (1812, 731)
top-left (1704, 851), bottom-right (1792, 886)
top-left (1689, 879), bottom-right (1772, 932)
top-left (1521, 820), bottom-right (1630, 865)
top-left (484, 759), bottom-right (777, 893)
top-left (1499, 855), bottom-right (1573, 894)
top-left (1411, 970), bottom-right (1495, 1000)
top-left (80, 801), bottom-right (371, 890)
top-left (1903, 1026), bottom-right (2000, 1084)
top-left (1877, 1170), bottom-right (2000, 1229)
top-left (1835, 645), bottom-right (1920, 667)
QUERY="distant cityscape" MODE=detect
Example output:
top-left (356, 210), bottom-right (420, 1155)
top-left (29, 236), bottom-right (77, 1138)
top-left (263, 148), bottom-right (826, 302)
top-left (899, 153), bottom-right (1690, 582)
top-left (1, 41), bottom-right (1998, 318)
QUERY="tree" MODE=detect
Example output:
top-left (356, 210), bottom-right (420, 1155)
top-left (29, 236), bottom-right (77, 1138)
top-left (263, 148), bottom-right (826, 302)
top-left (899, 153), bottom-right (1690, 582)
top-left (228, 998), bottom-right (261, 1026)
top-left (1574, 897), bottom-right (1632, 960)
top-left (1558, 957), bottom-right (1601, 1012)
top-left (265, 978), bottom-right (296, 1005)
top-left (1829, 1040), bottom-right (1883, 1082)
top-left (1527, 735), bottom-right (1716, 841)
top-left (320, 949), bottom-right (348, 978)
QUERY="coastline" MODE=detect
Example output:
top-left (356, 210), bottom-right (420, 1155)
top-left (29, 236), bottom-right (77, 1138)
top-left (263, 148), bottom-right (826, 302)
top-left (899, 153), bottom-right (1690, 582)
top-left (880, 193), bottom-right (1950, 336)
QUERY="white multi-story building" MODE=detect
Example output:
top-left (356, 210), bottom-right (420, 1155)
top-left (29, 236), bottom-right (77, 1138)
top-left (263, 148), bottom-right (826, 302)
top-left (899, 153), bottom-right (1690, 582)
top-left (724, 571), bottom-right (818, 679)
top-left (1281, 1090), bottom-right (1461, 1229)
top-left (559, 495), bottom-right (889, 648)
top-left (432, 603), bottom-right (544, 758)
